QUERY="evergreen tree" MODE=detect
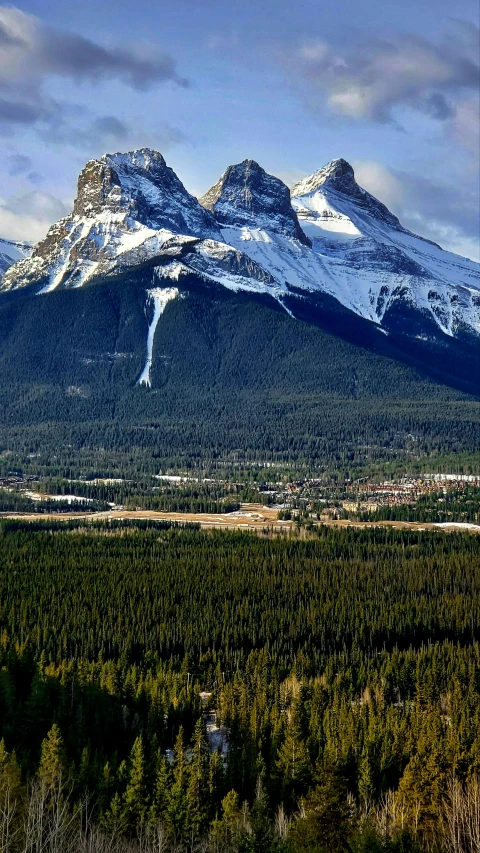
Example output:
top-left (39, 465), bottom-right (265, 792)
top-left (186, 718), bottom-right (210, 842)
top-left (38, 723), bottom-right (67, 791)
top-left (150, 750), bottom-right (171, 824)
top-left (288, 766), bottom-right (355, 853)
top-left (276, 694), bottom-right (310, 807)
top-left (123, 735), bottom-right (149, 830)
top-left (167, 726), bottom-right (188, 842)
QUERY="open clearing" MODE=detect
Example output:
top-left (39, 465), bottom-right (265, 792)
top-left (1, 503), bottom-right (480, 534)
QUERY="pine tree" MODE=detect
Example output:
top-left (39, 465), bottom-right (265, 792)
top-left (288, 766), bottom-right (355, 853)
top-left (0, 739), bottom-right (23, 847)
top-left (102, 791), bottom-right (128, 837)
top-left (38, 723), bottom-right (67, 791)
top-left (167, 726), bottom-right (188, 842)
top-left (250, 778), bottom-right (274, 853)
top-left (124, 735), bottom-right (149, 830)
top-left (150, 750), bottom-right (171, 823)
top-left (186, 718), bottom-right (210, 843)
top-left (358, 745), bottom-right (375, 806)
top-left (210, 789), bottom-right (246, 850)
top-left (276, 695), bottom-right (310, 807)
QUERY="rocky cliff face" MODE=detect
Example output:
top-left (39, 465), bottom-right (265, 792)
top-left (200, 159), bottom-right (310, 245)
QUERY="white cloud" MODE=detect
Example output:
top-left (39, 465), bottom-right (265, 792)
top-left (0, 191), bottom-right (70, 243)
top-left (353, 160), bottom-right (479, 261)
top-left (353, 161), bottom-right (405, 209)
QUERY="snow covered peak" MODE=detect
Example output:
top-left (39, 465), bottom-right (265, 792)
top-left (291, 158), bottom-right (401, 228)
top-left (73, 148), bottom-right (219, 237)
top-left (1, 149), bottom-right (478, 344)
top-left (2, 149), bottom-right (221, 292)
top-left (291, 158), bottom-right (355, 196)
top-left (106, 148), bottom-right (166, 172)
top-left (200, 160), bottom-right (310, 246)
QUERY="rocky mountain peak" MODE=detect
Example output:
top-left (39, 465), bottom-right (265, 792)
top-left (291, 158), bottom-right (359, 197)
top-left (2, 149), bottom-right (221, 292)
top-left (200, 160), bottom-right (310, 245)
top-left (73, 148), bottom-right (219, 236)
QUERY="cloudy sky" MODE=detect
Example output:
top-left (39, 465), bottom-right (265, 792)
top-left (1, 0), bottom-right (479, 259)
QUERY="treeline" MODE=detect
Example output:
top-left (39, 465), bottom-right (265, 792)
top-left (0, 524), bottom-right (480, 849)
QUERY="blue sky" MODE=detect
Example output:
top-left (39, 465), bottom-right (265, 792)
top-left (0, 0), bottom-right (479, 258)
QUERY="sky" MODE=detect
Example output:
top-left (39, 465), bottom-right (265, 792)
top-left (0, 0), bottom-right (479, 259)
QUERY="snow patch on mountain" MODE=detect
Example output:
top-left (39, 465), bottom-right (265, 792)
top-left (137, 286), bottom-right (180, 387)
top-left (289, 161), bottom-right (480, 336)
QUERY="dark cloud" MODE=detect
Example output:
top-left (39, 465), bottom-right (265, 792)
top-left (27, 171), bottom-right (43, 185)
top-left (7, 153), bottom-right (32, 175)
top-left (0, 7), bottom-right (187, 152)
top-left (292, 24), bottom-right (479, 125)
top-left (393, 168), bottom-right (480, 245)
top-left (91, 116), bottom-right (131, 138)
top-left (0, 6), bottom-right (187, 91)
top-left (0, 97), bottom-right (47, 125)
top-left (5, 154), bottom-right (42, 184)
top-left (34, 110), bottom-right (186, 156)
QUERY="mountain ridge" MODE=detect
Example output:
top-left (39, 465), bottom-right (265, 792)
top-left (1, 147), bottom-right (479, 401)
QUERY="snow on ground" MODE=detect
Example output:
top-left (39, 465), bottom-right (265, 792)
top-left (206, 713), bottom-right (229, 756)
top-left (22, 491), bottom-right (93, 504)
top-left (137, 287), bottom-right (179, 386)
top-left (433, 522), bottom-right (480, 530)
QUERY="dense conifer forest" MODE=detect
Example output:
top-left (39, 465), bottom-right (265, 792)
top-left (0, 520), bottom-right (479, 851)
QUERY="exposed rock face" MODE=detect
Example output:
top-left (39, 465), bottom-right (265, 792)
top-left (200, 160), bottom-right (310, 245)
top-left (73, 150), bottom-right (220, 235)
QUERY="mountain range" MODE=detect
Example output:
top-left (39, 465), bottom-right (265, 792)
top-left (0, 148), bottom-right (478, 474)
top-left (3, 150), bottom-right (479, 339)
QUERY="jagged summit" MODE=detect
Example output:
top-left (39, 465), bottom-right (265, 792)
top-left (74, 148), bottom-right (219, 235)
top-left (200, 159), bottom-right (310, 245)
top-left (291, 158), bottom-right (356, 196)
top-left (0, 238), bottom-right (31, 282)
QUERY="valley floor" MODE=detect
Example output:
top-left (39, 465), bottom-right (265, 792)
top-left (2, 502), bottom-right (480, 533)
